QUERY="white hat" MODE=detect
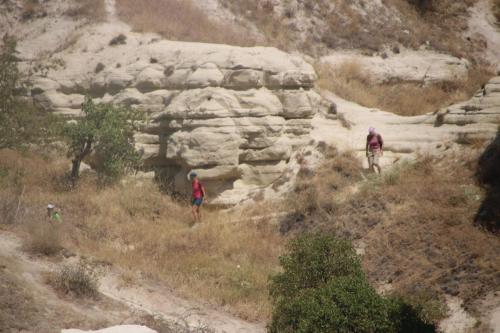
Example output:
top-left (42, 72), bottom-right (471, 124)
top-left (47, 204), bottom-right (55, 209)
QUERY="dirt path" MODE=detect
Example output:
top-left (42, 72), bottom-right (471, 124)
top-left (100, 273), bottom-right (265, 333)
top-left (0, 231), bottom-right (265, 333)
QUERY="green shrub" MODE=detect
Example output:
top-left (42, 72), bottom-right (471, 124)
top-left (387, 294), bottom-right (442, 333)
top-left (268, 233), bottom-right (437, 333)
top-left (269, 275), bottom-right (393, 333)
top-left (270, 234), bottom-right (362, 300)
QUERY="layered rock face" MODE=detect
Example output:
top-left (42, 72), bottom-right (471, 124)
top-left (321, 50), bottom-right (470, 84)
top-left (315, 75), bottom-right (500, 170)
top-left (438, 76), bottom-right (500, 128)
top-left (29, 26), bottom-right (318, 203)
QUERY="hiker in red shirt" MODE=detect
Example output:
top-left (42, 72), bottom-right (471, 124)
top-left (366, 127), bottom-right (384, 174)
top-left (190, 172), bottom-right (206, 222)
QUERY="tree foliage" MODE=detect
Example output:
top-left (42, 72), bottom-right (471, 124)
top-left (63, 96), bottom-right (143, 183)
top-left (0, 35), bottom-right (54, 149)
top-left (268, 233), bottom-right (438, 333)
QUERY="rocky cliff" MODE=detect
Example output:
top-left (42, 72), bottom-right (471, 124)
top-left (26, 17), bottom-right (320, 203)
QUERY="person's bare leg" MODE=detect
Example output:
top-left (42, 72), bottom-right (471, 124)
top-left (197, 206), bottom-right (202, 222)
top-left (192, 205), bottom-right (198, 222)
top-left (375, 164), bottom-right (382, 174)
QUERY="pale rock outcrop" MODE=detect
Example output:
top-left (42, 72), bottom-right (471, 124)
top-left (321, 50), bottom-right (470, 84)
top-left (437, 76), bottom-right (500, 129)
top-left (28, 21), bottom-right (319, 204)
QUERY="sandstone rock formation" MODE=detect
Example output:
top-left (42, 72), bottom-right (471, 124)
top-left (8, 0), bottom-right (499, 205)
top-left (26, 21), bottom-right (319, 204)
top-left (321, 50), bottom-right (470, 84)
top-left (437, 76), bottom-right (500, 128)
top-left (314, 75), bottom-right (500, 167)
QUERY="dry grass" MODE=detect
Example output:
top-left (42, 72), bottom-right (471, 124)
top-left (64, 0), bottom-right (106, 22)
top-left (76, 184), bottom-right (283, 320)
top-left (1, 143), bottom-right (499, 322)
top-left (0, 260), bottom-right (40, 332)
top-left (0, 148), bottom-right (283, 322)
top-left (308, 152), bottom-right (500, 312)
top-left (387, 0), bottom-right (479, 58)
top-left (218, 0), bottom-right (480, 57)
top-left (316, 61), bottom-right (493, 116)
top-left (49, 260), bottom-right (100, 298)
top-left (494, 0), bottom-right (500, 25)
top-left (280, 146), bottom-right (363, 231)
top-left (358, 156), bottom-right (499, 309)
top-left (115, 0), bottom-right (254, 46)
top-left (25, 223), bottom-right (62, 256)
top-left (21, 0), bottom-right (45, 21)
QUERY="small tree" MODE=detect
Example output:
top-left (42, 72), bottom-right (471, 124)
top-left (64, 96), bottom-right (142, 183)
top-left (0, 35), bottom-right (54, 149)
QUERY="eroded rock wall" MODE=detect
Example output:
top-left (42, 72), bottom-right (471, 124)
top-left (28, 24), bottom-right (319, 203)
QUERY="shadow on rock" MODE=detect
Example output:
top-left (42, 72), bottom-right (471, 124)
top-left (475, 131), bottom-right (500, 234)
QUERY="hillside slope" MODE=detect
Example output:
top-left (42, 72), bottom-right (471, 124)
top-left (1, 0), bottom-right (500, 332)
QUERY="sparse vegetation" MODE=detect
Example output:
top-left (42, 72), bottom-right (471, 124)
top-left (280, 147), bottom-right (363, 231)
top-left (64, 0), bottom-right (106, 22)
top-left (21, 0), bottom-right (46, 21)
top-left (115, 0), bottom-right (254, 46)
top-left (0, 148), bottom-right (283, 321)
top-left (26, 223), bottom-right (62, 256)
top-left (494, 0), bottom-right (500, 25)
top-left (283, 149), bottom-right (500, 312)
top-left (316, 61), bottom-right (492, 116)
top-left (0, 264), bottom-right (40, 332)
top-left (50, 260), bottom-right (100, 298)
top-left (0, 35), bottom-right (57, 149)
top-left (219, 0), bottom-right (479, 57)
top-left (1, 138), bottom-right (499, 323)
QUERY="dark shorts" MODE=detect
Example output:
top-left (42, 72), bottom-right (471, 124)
top-left (192, 197), bottom-right (203, 206)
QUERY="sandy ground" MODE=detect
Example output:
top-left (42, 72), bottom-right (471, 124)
top-left (0, 230), bottom-right (265, 333)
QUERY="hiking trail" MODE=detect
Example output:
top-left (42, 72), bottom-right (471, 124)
top-left (0, 231), bottom-right (265, 333)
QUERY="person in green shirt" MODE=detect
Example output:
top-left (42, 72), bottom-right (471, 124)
top-left (47, 204), bottom-right (62, 223)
